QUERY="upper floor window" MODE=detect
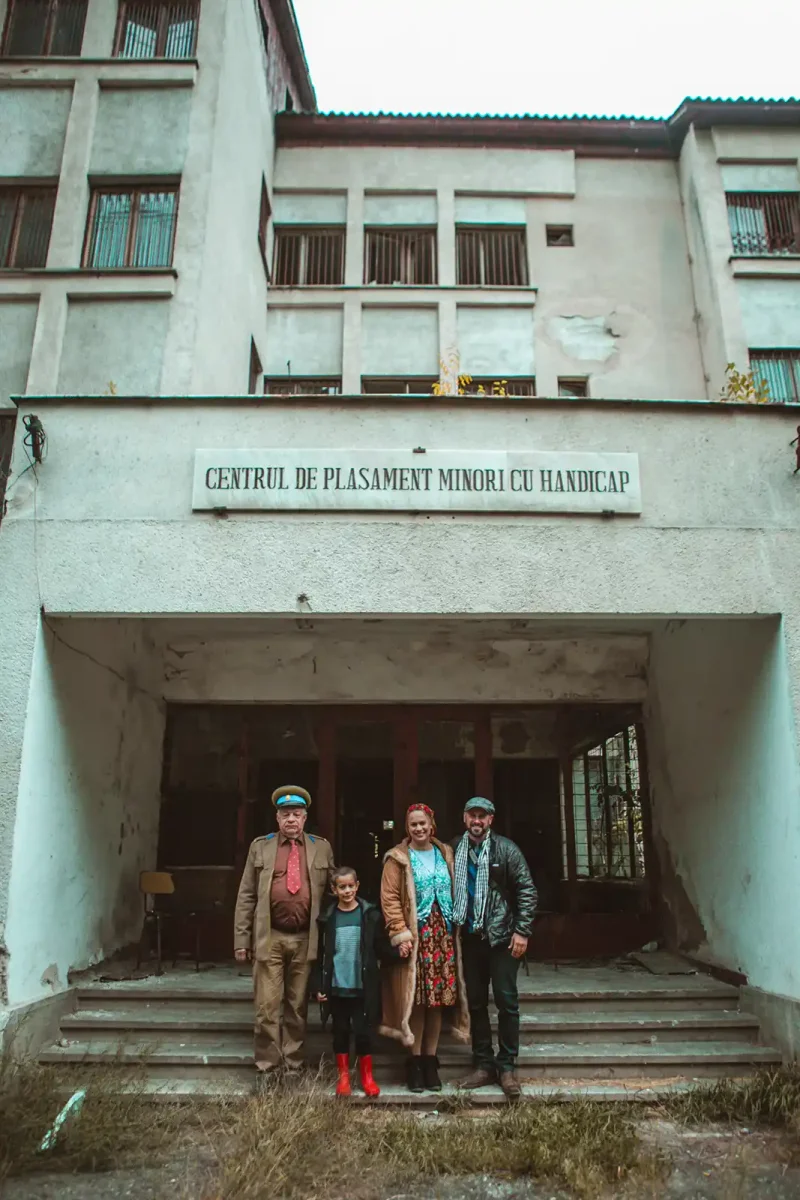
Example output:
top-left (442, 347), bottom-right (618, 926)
top-left (558, 377), bottom-right (589, 399)
top-left (364, 228), bottom-right (437, 285)
top-left (750, 351), bottom-right (800, 404)
top-left (114, 0), bottom-right (198, 59)
top-left (258, 178), bottom-right (271, 262)
top-left (0, 412), bottom-right (15, 521)
top-left (83, 185), bottom-right (178, 268)
top-left (546, 224), bottom-right (574, 247)
top-left (362, 377), bottom-right (437, 395)
top-left (461, 378), bottom-right (536, 397)
top-left (265, 378), bottom-right (342, 396)
top-left (456, 226), bottom-right (528, 287)
top-left (272, 227), bottom-right (344, 285)
top-left (1, 0), bottom-right (87, 57)
top-left (0, 185), bottom-right (56, 268)
top-left (727, 193), bottom-right (800, 256)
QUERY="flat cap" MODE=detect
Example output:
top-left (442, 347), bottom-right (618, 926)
top-left (464, 796), bottom-right (495, 815)
top-left (272, 785), bottom-right (312, 809)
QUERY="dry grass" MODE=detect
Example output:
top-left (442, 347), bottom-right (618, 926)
top-left (0, 1052), bottom-right (201, 1183)
top-left (205, 1085), bottom-right (666, 1200)
top-left (663, 1065), bottom-right (800, 1128)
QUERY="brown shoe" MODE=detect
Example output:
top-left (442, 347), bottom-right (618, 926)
top-left (499, 1069), bottom-right (521, 1100)
top-left (457, 1067), bottom-right (496, 1090)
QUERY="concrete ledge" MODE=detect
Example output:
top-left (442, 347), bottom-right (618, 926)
top-left (0, 987), bottom-right (77, 1059)
top-left (741, 985), bottom-right (800, 1061)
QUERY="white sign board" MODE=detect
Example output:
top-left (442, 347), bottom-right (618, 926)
top-left (192, 450), bottom-right (642, 514)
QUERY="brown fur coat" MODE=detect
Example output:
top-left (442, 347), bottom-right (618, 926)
top-left (378, 837), bottom-right (470, 1048)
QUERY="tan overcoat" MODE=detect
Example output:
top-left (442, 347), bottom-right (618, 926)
top-left (233, 832), bottom-right (335, 962)
top-left (378, 837), bottom-right (470, 1048)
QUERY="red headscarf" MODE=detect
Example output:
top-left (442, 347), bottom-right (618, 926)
top-left (405, 802), bottom-right (437, 836)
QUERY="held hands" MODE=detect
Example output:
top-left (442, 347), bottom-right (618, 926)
top-left (234, 948), bottom-right (251, 964)
top-left (316, 993), bottom-right (327, 1003)
top-left (398, 940), bottom-right (413, 958)
top-left (509, 933), bottom-right (528, 960)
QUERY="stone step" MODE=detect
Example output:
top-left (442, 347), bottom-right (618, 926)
top-left (75, 984), bottom-right (741, 1015)
top-left (101, 1077), bottom-right (715, 1105)
top-left (40, 1038), bottom-right (782, 1080)
top-left (61, 1007), bottom-right (762, 1046)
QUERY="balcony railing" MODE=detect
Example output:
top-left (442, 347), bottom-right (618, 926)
top-left (727, 192), bottom-right (800, 256)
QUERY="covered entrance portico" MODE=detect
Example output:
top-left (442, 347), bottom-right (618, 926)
top-left (159, 698), bottom-right (654, 961)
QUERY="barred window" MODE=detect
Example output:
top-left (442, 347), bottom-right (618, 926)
top-left (0, 186), bottom-right (56, 268)
top-left (750, 351), bottom-right (800, 404)
top-left (114, 0), bottom-right (198, 59)
top-left (264, 378), bottom-right (342, 396)
top-left (456, 226), bottom-right (528, 286)
top-left (1, 0), bottom-right (87, 56)
top-left (272, 227), bottom-right (344, 285)
top-left (727, 193), bottom-right (800, 256)
top-left (562, 726), bottom-right (645, 881)
top-left (84, 186), bottom-right (178, 268)
top-left (363, 228), bottom-right (437, 285)
top-left (461, 378), bottom-right (536, 397)
top-left (361, 378), bottom-right (438, 395)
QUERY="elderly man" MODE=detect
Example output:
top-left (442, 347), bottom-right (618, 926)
top-left (451, 796), bottom-right (537, 1099)
top-left (234, 785), bottom-right (335, 1077)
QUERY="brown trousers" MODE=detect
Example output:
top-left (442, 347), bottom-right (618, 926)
top-left (253, 930), bottom-right (312, 1071)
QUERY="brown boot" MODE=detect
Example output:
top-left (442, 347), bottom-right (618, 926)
top-left (499, 1069), bottom-right (521, 1100)
top-left (457, 1067), bottom-right (496, 1090)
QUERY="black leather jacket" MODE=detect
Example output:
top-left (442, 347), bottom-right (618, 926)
top-left (451, 832), bottom-right (537, 947)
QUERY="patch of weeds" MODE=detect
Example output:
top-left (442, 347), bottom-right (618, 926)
top-left (0, 1051), bottom-right (200, 1182)
top-left (663, 1066), bottom-right (800, 1129)
top-left (207, 1087), bottom-right (665, 1199)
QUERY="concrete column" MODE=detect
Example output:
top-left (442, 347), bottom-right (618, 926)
top-left (47, 76), bottom-right (100, 268)
top-left (437, 188), bottom-right (456, 287)
top-left (344, 187), bottom-right (364, 287)
top-left (438, 296), bottom-right (458, 392)
top-left (26, 291), bottom-right (68, 394)
top-left (341, 294), bottom-right (362, 394)
top-left (81, 0), bottom-right (118, 57)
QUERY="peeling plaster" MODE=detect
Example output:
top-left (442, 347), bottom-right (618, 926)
top-left (548, 315), bottom-right (621, 363)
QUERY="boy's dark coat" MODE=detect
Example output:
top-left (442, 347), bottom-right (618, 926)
top-left (311, 897), bottom-right (399, 1029)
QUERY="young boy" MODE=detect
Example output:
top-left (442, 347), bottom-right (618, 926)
top-left (313, 866), bottom-right (395, 1098)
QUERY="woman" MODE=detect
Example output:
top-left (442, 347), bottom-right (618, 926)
top-left (379, 803), bottom-right (469, 1092)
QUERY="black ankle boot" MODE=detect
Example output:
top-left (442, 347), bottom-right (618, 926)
top-left (406, 1055), bottom-right (425, 1093)
top-left (421, 1054), bottom-right (442, 1091)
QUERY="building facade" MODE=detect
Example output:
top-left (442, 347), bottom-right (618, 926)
top-left (1, 0), bottom-right (800, 1057)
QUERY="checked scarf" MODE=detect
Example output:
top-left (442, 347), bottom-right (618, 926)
top-left (453, 832), bottom-right (490, 930)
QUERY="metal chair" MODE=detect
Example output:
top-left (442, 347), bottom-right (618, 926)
top-left (136, 870), bottom-right (175, 976)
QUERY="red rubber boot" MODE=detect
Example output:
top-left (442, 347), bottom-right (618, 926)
top-left (358, 1055), bottom-right (381, 1098)
top-left (335, 1053), bottom-right (351, 1097)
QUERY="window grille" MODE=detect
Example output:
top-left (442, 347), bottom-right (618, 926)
top-left (114, 0), bottom-right (198, 58)
top-left (456, 226), bottom-right (528, 286)
top-left (461, 378), bottom-right (536, 397)
top-left (0, 186), bottom-right (56, 268)
top-left (272, 227), bottom-right (344, 285)
top-left (726, 193), bottom-right (800, 256)
top-left (361, 378), bottom-right (438, 395)
top-left (84, 187), bottom-right (178, 268)
top-left (264, 378), bottom-right (342, 396)
top-left (1, 0), bottom-right (87, 56)
top-left (564, 726), bottom-right (645, 880)
top-left (750, 350), bottom-right (800, 404)
top-left (363, 228), bottom-right (437, 285)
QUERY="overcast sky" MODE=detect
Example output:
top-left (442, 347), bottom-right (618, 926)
top-left (292, 0), bottom-right (797, 119)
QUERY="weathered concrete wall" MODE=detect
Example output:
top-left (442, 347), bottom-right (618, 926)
top-left (4, 620), bottom-right (164, 1008)
top-left (0, 86), bottom-right (72, 175)
top-left (646, 618), bottom-right (800, 1001)
top-left (0, 301), bottom-right (38, 409)
top-left (271, 148), bottom-right (705, 400)
top-left (156, 623), bottom-right (649, 705)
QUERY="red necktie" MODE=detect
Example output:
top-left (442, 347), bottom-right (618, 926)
top-left (287, 840), bottom-right (301, 895)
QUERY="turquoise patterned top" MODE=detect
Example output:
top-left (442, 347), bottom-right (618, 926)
top-left (409, 846), bottom-right (454, 931)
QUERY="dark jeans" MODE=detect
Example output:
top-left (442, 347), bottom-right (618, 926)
top-left (461, 933), bottom-right (521, 1071)
top-left (329, 992), bottom-right (372, 1057)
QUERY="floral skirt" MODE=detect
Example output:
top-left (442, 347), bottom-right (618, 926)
top-left (414, 901), bottom-right (457, 1009)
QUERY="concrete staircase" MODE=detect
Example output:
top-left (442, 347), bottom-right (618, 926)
top-left (38, 961), bottom-right (784, 1104)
